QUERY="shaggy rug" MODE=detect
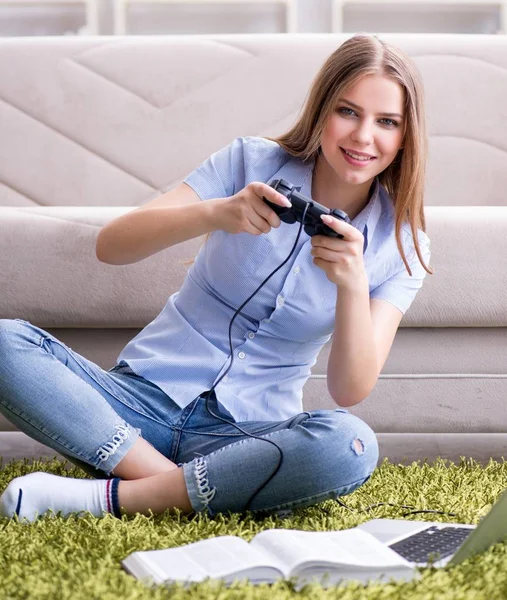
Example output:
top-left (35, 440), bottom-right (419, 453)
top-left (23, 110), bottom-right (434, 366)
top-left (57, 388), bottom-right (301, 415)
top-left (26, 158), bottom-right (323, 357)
top-left (1, 456), bottom-right (507, 599)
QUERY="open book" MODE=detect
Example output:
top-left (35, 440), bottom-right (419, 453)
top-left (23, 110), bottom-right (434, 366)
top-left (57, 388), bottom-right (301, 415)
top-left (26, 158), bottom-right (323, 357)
top-left (122, 527), bottom-right (415, 588)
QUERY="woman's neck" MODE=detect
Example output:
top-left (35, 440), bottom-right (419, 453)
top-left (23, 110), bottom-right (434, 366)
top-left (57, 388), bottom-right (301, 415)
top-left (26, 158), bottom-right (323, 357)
top-left (312, 154), bottom-right (376, 220)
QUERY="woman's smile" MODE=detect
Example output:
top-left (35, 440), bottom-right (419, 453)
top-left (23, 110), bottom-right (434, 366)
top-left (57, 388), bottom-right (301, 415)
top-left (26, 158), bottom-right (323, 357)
top-left (340, 147), bottom-right (378, 167)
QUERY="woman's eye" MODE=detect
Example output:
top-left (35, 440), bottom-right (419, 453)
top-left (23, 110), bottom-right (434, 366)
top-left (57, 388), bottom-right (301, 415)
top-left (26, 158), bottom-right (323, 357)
top-left (338, 107), bottom-right (356, 116)
top-left (338, 108), bottom-right (399, 128)
top-left (380, 118), bottom-right (399, 127)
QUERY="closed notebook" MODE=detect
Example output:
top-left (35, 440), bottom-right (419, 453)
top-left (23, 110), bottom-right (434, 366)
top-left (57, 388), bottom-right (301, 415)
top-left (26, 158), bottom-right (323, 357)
top-left (121, 527), bottom-right (415, 588)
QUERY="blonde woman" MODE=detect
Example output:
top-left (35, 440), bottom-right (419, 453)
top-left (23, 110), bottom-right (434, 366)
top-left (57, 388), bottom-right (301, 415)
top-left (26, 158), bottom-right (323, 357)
top-left (0, 34), bottom-right (431, 521)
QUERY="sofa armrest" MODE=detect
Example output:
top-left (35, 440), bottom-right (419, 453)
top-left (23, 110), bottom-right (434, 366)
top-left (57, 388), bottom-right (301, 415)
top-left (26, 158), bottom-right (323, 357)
top-left (404, 206), bottom-right (507, 327)
top-left (1, 206), bottom-right (203, 327)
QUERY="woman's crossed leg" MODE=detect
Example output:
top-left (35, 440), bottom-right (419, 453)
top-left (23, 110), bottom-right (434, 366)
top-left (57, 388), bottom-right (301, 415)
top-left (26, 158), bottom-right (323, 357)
top-left (0, 319), bottom-right (378, 521)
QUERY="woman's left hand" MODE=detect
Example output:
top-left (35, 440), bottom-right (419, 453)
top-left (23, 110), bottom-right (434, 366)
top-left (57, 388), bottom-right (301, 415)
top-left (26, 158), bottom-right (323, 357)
top-left (310, 214), bottom-right (368, 292)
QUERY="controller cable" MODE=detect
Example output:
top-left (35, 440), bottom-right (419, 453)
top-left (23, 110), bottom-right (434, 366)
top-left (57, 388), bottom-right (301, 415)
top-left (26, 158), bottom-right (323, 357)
top-left (334, 497), bottom-right (458, 518)
top-left (201, 202), bottom-right (310, 512)
top-left (199, 198), bottom-right (453, 519)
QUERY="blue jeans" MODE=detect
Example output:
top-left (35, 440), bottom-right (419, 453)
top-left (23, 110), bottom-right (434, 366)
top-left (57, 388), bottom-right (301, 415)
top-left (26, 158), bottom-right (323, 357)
top-left (0, 319), bottom-right (379, 516)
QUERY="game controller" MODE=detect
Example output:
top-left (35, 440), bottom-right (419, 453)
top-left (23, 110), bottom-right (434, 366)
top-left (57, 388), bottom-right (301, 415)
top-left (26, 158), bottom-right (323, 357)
top-left (264, 179), bottom-right (351, 239)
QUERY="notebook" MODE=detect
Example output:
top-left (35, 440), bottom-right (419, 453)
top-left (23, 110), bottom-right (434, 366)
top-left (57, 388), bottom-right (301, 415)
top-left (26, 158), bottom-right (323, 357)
top-left (358, 488), bottom-right (507, 568)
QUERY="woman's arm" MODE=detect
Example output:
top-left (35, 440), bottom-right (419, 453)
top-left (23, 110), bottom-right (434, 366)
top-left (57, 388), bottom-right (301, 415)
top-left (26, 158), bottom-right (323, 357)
top-left (96, 181), bottom-right (291, 266)
top-left (95, 183), bottom-right (221, 265)
top-left (311, 214), bottom-right (404, 407)
top-left (327, 288), bottom-right (403, 407)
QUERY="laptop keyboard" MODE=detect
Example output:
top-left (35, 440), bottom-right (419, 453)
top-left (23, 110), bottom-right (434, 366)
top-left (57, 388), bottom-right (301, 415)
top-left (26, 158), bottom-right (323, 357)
top-left (388, 526), bottom-right (472, 563)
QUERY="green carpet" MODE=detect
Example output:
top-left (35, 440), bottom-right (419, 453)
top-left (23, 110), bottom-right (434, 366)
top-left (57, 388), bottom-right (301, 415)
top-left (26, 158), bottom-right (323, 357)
top-left (2, 457), bottom-right (507, 599)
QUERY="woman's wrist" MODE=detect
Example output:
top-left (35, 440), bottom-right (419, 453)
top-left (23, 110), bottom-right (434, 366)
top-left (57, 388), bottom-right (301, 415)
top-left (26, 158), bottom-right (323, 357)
top-left (206, 197), bottom-right (227, 232)
top-left (338, 270), bottom-right (370, 297)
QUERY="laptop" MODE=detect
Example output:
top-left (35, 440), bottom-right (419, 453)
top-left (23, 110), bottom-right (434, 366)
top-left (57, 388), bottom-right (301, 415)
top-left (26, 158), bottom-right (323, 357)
top-left (357, 488), bottom-right (507, 568)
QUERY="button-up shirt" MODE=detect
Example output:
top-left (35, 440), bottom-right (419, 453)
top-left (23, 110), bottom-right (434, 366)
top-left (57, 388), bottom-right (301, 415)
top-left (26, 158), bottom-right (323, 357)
top-left (117, 137), bottom-right (431, 422)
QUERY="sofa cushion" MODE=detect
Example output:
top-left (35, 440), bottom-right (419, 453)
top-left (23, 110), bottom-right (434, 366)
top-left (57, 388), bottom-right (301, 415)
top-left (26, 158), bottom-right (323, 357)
top-left (2, 205), bottom-right (506, 328)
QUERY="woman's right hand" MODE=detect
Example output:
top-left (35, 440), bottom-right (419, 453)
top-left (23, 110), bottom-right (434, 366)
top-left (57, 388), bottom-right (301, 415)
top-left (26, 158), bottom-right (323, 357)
top-left (213, 182), bottom-right (292, 235)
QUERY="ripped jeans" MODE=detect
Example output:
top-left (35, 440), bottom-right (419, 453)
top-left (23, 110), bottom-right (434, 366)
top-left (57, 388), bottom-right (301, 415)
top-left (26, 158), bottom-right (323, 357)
top-left (0, 319), bottom-right (379, 516)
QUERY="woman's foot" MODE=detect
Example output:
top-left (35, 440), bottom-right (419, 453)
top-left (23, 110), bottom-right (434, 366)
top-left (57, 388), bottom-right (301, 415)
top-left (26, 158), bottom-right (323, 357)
top-left (0, 472), bottom-right (121, 522)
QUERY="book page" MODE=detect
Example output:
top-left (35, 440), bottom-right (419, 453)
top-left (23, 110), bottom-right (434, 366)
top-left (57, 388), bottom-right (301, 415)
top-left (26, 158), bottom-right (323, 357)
top-left (251, 528), bottom-right (410, 575)
top-left (141, 536), bottom-right (283, 583)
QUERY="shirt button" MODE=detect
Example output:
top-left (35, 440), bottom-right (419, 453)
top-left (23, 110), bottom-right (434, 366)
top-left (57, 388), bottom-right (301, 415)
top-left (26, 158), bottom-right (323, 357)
top-left (293, 265), bottom-right (301, 274)
top-left (238, 351), bottom-right (246, 359)
top-left (277, 295), bottom-right (285, 307)
top-left (222, 375), bottom-right (229, 382)
top-left (247, 332), bottom-right (255, 339)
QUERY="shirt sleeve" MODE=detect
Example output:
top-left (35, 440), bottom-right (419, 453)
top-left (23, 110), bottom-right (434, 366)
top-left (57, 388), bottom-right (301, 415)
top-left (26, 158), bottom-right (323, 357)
top-left (369, 229), bottom-right (431, 315)
top-left (183, 136), bottom-right (261, 201)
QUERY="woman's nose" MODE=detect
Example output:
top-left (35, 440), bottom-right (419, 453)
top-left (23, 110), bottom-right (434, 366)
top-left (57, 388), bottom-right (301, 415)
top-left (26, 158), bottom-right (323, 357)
top-left (351, 120), bottom-right (374, 145)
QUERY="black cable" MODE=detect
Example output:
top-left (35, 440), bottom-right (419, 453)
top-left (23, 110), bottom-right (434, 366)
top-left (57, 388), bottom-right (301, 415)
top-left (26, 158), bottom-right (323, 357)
top-left (335, 498), bottom-right (457, 518)
top-left (201, 203), bottom-right (311, 512)
top-left (197, 204), bottom-right (454, 519)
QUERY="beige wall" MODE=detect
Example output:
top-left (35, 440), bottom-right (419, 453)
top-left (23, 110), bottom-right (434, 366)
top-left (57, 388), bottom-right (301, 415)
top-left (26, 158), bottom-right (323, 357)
top-left (0, 0), bottom-right (502, 36)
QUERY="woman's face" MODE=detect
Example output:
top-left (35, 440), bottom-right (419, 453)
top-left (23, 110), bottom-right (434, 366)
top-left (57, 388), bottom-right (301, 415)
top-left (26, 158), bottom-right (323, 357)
top-left (319, 74), bottom-right (405, 186)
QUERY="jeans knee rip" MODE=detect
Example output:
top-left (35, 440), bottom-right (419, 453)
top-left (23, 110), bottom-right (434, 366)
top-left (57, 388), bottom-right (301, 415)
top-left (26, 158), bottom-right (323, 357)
top-left (351, 437), bottom-right (365, 455)
top-left (194, 456), bottom-right (216, 509)
top-left (96, 424), bottom-right (132, 464)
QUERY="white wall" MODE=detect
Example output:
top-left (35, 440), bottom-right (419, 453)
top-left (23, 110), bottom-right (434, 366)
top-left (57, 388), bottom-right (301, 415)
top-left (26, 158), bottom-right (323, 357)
top-left (0, 0), bottom-right (502, 36)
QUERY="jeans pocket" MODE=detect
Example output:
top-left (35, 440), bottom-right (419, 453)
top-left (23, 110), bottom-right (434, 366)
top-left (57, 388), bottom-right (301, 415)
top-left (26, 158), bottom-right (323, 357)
top-left (108, 360), bottom-right (136, 375)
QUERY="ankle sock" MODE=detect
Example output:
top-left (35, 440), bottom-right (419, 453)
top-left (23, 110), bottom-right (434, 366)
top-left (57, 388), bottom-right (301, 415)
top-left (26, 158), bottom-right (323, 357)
top-left (0, 472), bottom-right (122, 522)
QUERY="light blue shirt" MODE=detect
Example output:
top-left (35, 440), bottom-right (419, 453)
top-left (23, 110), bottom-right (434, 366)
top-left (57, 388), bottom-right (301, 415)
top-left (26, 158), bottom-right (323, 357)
top-left (117, 136), bottom-right (431, 422)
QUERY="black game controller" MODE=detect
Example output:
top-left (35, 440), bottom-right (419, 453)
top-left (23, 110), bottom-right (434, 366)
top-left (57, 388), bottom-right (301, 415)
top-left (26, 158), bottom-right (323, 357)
top-left (264, 179), bottom-right (351, 239)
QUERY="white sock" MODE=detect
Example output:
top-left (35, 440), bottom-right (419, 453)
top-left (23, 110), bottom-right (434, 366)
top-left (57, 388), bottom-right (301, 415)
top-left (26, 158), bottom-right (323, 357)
top-left (0, 472), bottom-right (122, 522)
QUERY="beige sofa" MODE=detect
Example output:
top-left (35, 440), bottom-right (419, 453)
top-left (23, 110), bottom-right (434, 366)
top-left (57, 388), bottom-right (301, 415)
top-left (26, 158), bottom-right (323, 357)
top-left (1, 33), bottom-right (507, 465)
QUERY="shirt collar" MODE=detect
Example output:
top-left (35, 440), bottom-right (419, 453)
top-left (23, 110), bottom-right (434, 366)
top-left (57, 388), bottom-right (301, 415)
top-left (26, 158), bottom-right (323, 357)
top-left (351, 176), bottom-right (382, 254)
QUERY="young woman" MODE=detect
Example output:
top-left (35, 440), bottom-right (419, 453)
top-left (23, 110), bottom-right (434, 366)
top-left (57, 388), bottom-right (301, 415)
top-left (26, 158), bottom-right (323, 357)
top-left (0, 33), bottom-right (431, 522)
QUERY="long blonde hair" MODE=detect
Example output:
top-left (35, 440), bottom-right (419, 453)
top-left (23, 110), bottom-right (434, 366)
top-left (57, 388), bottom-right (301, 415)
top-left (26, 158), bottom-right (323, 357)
top-left (270, 33), bottom-right (432, 276)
